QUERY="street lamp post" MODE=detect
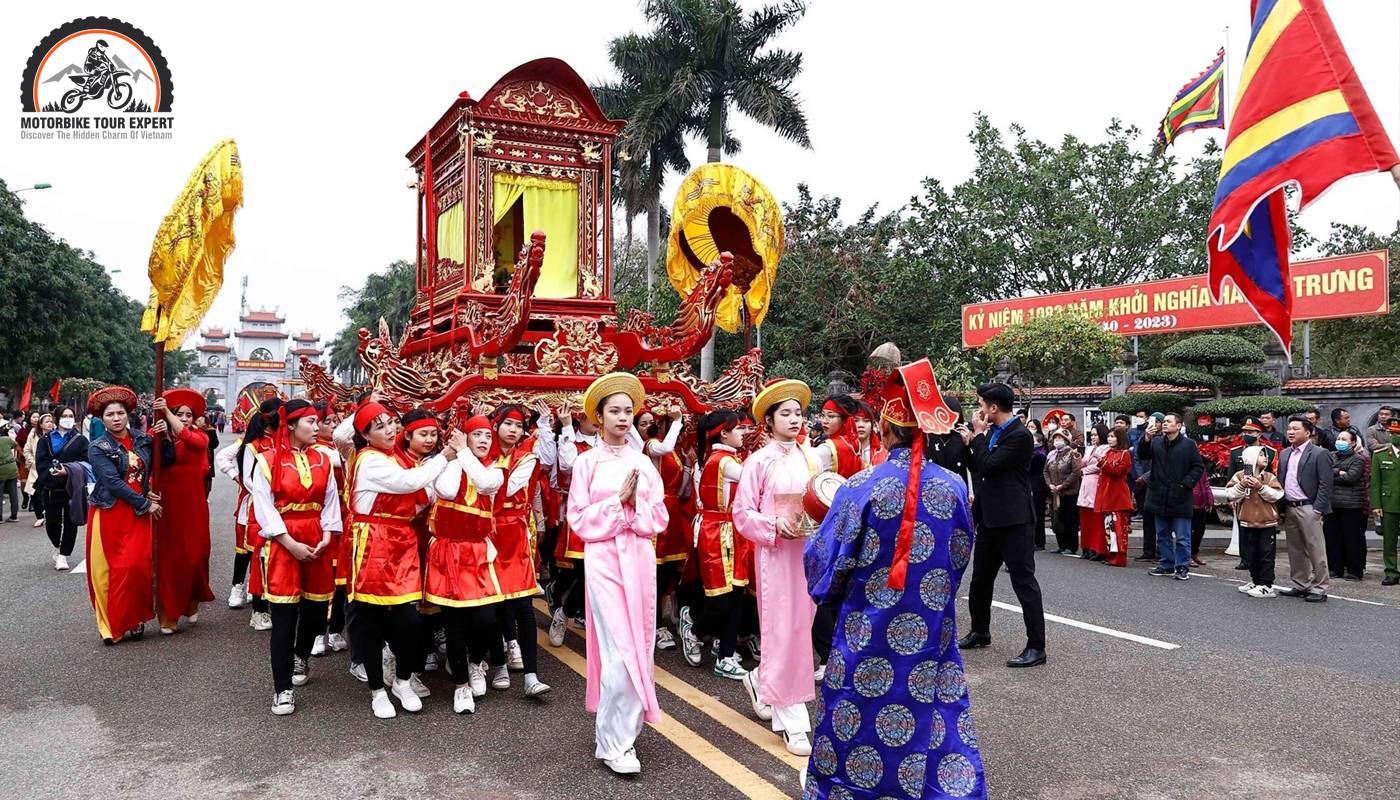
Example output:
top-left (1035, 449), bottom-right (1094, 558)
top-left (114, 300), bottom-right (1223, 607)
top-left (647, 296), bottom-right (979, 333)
top-left (14, 183), bottom-right (52, 193)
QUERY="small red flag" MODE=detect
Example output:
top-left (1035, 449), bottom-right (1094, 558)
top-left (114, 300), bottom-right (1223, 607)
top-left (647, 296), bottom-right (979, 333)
top-left (49, 379), bottom-right (61, 404)
top-left (18, 376), bottom-right (33, 411)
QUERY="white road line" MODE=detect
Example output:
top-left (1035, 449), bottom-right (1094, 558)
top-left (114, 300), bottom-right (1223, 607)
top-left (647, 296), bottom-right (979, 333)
top-left (984, 599), bottom-right (1182, 650)
top-left (1327, 594), bottom-right (1385, 606)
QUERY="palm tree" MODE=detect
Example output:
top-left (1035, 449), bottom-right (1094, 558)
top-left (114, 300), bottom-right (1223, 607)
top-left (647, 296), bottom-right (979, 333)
top-left (637, 0), bottom-right (813, 377)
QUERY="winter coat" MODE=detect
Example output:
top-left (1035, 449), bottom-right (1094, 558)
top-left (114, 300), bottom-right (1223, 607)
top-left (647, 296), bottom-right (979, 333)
top-left (1094, 448), bottom-right (1134, 513)
top-left (1136, 431), bottom-right (1205, 518)
top-left (1043, 448), bottom-right (1081, 498)
top-left (1329, 449), bottom-right (1367, 510)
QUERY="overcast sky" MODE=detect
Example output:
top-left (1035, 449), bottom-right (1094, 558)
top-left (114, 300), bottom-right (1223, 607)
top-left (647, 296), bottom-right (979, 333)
top-left (6, 1), bottom-right (1398, 347)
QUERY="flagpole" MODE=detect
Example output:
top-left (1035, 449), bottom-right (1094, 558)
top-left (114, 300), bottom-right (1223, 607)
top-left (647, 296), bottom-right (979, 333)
top-left (1221, 26), bottom-right (1230, 129)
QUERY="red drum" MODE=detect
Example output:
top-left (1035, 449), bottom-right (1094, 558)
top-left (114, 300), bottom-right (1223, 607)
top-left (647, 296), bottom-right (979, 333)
top-left (804, 470), bottom-right (846, 523)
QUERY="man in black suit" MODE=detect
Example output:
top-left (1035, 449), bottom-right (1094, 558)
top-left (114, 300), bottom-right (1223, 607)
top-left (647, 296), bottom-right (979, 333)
top-left (957, 382), bottom-right (1047, 668)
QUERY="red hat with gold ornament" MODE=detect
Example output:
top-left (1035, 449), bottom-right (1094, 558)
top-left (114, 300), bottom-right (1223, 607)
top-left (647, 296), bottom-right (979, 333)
top-left (879, 358), bottom-right (959, 592)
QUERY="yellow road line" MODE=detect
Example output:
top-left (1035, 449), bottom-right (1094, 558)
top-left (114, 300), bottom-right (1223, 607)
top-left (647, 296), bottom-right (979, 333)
top-left (534, 628), bottom-right (790, 800)
top-left (532, 599), bottom-right (808, 774)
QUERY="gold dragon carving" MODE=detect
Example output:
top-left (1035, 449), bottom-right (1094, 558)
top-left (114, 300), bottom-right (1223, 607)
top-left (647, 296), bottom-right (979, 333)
top-left (534, 317), bottom-right (619, 375)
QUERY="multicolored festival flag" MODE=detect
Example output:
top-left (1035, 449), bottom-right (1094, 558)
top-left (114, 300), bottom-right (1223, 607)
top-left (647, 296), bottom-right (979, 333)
top-left (1207, 0), bottom-right (1398, 354)
top-left (1157, 48), bottom-right (1226, 149)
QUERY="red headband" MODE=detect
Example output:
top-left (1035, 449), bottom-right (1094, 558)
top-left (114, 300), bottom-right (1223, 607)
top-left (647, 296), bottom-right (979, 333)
top-left (403, 416), bottom-right (440, 435)
top-left (496, 408), bottom-right (526, 425)
top-left (821, 399), bottom-right (847, 416)
top-left (463, 415), bottom-right (493, 434)
top-left (285, 405), bottom-right (317, 424)
top-left (707, 419), bottom-right (738, 440)
top-left (354, 402), bottom-right (391, 434)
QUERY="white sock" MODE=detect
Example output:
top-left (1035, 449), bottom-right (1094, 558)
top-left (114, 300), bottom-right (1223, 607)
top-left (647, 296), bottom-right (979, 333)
top-left (525, 672), bottom-right (539, 685)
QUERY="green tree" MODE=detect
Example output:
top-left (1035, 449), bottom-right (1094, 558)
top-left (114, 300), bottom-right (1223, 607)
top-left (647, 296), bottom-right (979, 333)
top-left (0, 179), bottom-right (198, 399)
top-left (328, 260), bottom-right (416, 382)
top-left (1156, 334), bottom-right (1277, 399)
top-left (982, 309), bottom-right (1123, 387)
top-left (1306, 221), bottom-right (1400, 376)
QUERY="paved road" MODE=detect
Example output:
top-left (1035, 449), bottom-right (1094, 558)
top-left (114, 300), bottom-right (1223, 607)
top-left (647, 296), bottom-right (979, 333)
top-left (1, 480), bottom-right (1396, 799)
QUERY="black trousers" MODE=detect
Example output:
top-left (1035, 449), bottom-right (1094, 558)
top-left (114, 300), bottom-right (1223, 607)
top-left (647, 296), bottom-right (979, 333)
top-left (327, 586), bottom-right (347, 635)
top-left (1136, 483), bottom-right (1156, 558)
top-left (441, 604), bottom-right (504, 681)
top-left (1324, 508), bottom-right (1367, 578)
top-left (269, 599), bottom-right (327, 693)
top-left (498, 597), bottom-right (539, 673)
top-left (1191, 508), bottom-right (1207, 556)
top-left (232, 551), bottom-right (251, 586)
top-left (552, 563), bottom-right (587, 618)
top-left (656, 561), bottom-right (683, 619)
top-left (348, 601), bottom-right (421, 690)
top-left (697, 588), bottom-right (742, 659)
top-left (1244, 526), bottom-right (1277, 587)
top-left (968, 522), bottom-right (1046, 651)
top-left (43, 489), bottom-right (78, 556)
top-left (1052, 496), bottom-right (1079, 552)
top-left (1032, 490), bottom-right (1048, 548)
top-left (0, 478), bottom-right (18, 519)
top-left (812, 604), bottom-right (835, 665)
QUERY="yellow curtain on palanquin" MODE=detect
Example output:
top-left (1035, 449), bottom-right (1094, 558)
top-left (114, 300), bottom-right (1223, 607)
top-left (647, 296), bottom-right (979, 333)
top-left (436, 201), bottom-right (464, 265)
top-left (493, 173), bottom-right (578, 298)
top-left (142, 139), bottom-right (244, 349)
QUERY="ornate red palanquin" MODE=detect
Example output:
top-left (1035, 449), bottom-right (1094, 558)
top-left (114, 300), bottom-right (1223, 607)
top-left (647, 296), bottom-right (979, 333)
top-left (301, 59), bottom-right (764, 419)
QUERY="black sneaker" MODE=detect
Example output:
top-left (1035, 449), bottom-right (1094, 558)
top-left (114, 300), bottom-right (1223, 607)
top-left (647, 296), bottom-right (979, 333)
top-left (1174, 568), bottom-right (1190, 581)
top-left (1149, 567), bottom-right (1173, 576)
top-left (1134, 554), bottom-right (1156, 562)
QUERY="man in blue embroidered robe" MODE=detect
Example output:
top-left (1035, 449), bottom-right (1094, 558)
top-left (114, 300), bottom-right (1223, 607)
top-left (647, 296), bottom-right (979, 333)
top-left (802, 362), bottom-right (987, 800)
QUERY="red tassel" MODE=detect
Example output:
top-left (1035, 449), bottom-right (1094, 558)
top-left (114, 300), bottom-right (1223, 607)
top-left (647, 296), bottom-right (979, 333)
top-left (887, 433), bottom-right (923, 590)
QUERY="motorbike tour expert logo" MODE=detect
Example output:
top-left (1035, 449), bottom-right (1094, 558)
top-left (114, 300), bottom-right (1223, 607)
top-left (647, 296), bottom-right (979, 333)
top-left (19, 17), bottom-right (173, 141)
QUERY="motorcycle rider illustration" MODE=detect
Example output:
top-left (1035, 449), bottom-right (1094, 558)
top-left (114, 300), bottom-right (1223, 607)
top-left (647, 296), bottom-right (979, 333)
top-left (83, 39), bottom-right (114, 91)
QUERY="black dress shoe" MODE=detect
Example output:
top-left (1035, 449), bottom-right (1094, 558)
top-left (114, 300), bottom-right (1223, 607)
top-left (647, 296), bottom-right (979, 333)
top-left (1006, 648), bottom-right (1046, 668)
top-left (1234, 560), bottom-right (1249, 570)
top-left (1382, 576), bottom-right (1399, 586)
top-left (1304, 592), bottom-right (1328, 603)
top-left (1275, 587), bottom-right (1307, 597)
top-left (957, 632), bottom-right (992, 649)
top-left (1134, 554), bottom-right (1155, 562)
top-left (1342, 574), bottom-right (1362, 582)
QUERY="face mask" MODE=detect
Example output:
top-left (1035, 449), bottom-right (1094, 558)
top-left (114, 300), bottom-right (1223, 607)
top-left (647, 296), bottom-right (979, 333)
top-left (1053, 441), bottom-right (1069, 451)
top-left (1335, 441), bottom-right (1351, 453)
top-left (1242, 434), bottom-right (1258, 444)
top-left (58, 417), bottom-right (75, 431)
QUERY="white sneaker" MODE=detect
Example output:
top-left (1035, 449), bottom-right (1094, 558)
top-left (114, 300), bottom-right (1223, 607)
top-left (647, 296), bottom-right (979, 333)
top-left (33, 518), bottom-right (45, 528)
top-left (524, 673), bottom-right (552, 698)
top-left (742, 669), bottom-right (773, 721)
top-left (160, 626), bottom-right (176, 636)
top-left (311, 635), bottom-right (328, 657)
top-left (744, 637), bottom-right (762, 661)
top-left (1246, 584), bottom-right (1278, 598)
top-left (327, 633), bottom-right (348, 652)
top-left (603, 747), bottom-right (642, 775)
top-left (548, 608), bottom-right (567, 647)
top-left (423, 651), bottom-right (439, 672)
top-left (292, 656), bottom-right (310, 686)
top-left (783, 730), bottom-right (812, 757)
top-left (370, 688), bottom-right (396, 719)
top-left (490, 664), bottom-right (510, 690)
top-left (408, 673), bottom-right (431, 698)
top-left (506, 639), bottom-right (524, 671)
top-left (679, 607), bottom-right (702, 667)
top-left (468, 662), bottom-right (488, 697)
top-left (54, 554), bottom-right (69, 571)
top-left (187, 612), bottom-right (198, 625)
top-left (271, 689), bottom-right (295, 716)
top-left (250, 611), bottom-right (272, 631)
top-left (453, 685), bottom-right (476, 714)
top-left (714, 655), bottom-right (746, 681)
top-left (1237, 582), bottom-right (1256, 594)
top-left (348, 662), bottom-right (368, 683)
top-left (391, 679), bottom-right (423, 712)
top-left (814, 664), bottom-right (826, 683)
top-left (228, 584), bottom-right (247, 608)
top-left (656, 627), bottom-right (676, 651)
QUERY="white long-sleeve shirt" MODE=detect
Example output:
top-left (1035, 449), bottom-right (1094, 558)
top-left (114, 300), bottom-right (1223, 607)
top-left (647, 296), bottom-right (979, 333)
top-left (349, 451), bottom-right (449, 515)
top-left (247, 450), bottom-right (344, 538)
top-left (433, 450), bottom-right (503, 500)
top-left (644, 418), bottom-right (683, 458)
top-left (215, 439), bottom-right (259, 524)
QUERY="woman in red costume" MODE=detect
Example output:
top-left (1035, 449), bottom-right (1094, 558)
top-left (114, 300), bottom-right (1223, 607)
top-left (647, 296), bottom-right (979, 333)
top-left (221, 399), bottom-right (282, 631)
top-left (486, 404), bottom-right (547, 695)
top-left (683, 409), bottom-right (753, 679)
top-left (343, 400), bottom-right (466, 719)
top-left (851, 400), bottom-right (887, 468)
top-left (85, 386), bottom-right (162, 644)
top-left (814, 394), bottom-right (864, 478)
top-left (312, 402), bottom-right (351, 657)
top-left (152, 388), bottom-right (214, 635)
top-left (1095, 427), bottom-right (1135, 567)
top-left (247, 399), bottom-right (343, 715)
top-left (641, 404), bottom-right (687, 652)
